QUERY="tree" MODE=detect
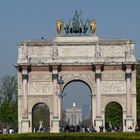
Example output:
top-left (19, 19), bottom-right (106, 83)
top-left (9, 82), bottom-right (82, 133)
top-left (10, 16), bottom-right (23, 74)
top-left (0, 102), bottom-right (17, 128)
top-left (32, 103), bottom-right (50, 132)
top-left (0, 75), bottom-right (18, 131)
top-left (105, 102), bottom-right (123, 130)
top-left (0, 75), bottom-right (17, 103)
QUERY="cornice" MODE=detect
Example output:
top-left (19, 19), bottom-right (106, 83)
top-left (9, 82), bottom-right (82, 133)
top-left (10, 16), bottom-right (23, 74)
top-left (15, 62), bottom-right (136, 72)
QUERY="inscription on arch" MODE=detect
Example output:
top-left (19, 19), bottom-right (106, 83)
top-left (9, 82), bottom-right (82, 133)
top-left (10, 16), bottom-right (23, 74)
top-left (29, 82), bottom-right (52, 95)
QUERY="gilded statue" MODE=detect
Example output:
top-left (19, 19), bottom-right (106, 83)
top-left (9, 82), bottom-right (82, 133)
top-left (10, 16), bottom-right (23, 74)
top-left (56, 20), bottom-right (62, 34)
top-left (90, 19), bottom-right (96, 33)
top-left (56, 11), bottom-right (97, 35)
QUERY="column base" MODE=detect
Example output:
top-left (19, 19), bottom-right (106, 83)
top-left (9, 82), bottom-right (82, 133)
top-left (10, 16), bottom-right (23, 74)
top-left (125, 116), bottom-right (134, 132)
top-left (20, 118), bottom-right (30, 133)
top-left (50, 117), bottom-right (60, 133)
top-left (94, 116), bottom-right (104, 132)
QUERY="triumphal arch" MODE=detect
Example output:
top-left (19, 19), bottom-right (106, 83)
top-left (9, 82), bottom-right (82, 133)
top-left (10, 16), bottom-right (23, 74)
top-left (15, 11), bottom-right (137, 133)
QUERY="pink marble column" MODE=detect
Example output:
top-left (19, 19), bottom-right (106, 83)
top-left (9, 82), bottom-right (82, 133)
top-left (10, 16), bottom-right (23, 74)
top-left (52, 70), bottom-right (58, 117)
top-left (126, 66), bottom-right (132, 117)
top-left (22, 70), bottom-right (28, 118)
top-left (96, 67), bottom-right (101, 117)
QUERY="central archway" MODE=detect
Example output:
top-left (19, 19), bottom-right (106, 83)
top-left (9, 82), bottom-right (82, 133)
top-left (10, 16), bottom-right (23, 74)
top-left (62, 80), bottom-right (92, 128)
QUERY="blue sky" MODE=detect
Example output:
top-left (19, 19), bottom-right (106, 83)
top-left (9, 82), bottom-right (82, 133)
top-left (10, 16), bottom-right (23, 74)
top-left (0, 0), bottom-right (140, 76)
top-left (0, 0), bottom-right (140, 109)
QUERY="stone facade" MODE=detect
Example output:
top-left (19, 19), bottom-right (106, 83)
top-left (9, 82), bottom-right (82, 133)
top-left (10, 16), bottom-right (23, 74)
top-left (15, 35), bottom-right (137, 133)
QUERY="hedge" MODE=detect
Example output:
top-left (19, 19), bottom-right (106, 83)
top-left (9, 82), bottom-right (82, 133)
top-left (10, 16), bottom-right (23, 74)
top-left (1, 132), bottom-right (140, 140)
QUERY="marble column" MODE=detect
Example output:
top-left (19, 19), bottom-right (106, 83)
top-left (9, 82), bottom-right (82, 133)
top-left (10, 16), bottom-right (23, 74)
top-left (22, 70), bottom-right (28, 118)
top-left (126, 66), bottom-right (132, 117)
top-left (51, 69), bottom-right (60, 132)
top-left (96, 71), bottom-right (101, 117)
top-left (125, 65), bottom-right (134, 132)
top-left (52, 70), bottom-right (58, 118)
top-left (95, 65), bottom-right (103, 132)
top-left (91, 94), bottom-right (94, 125)
top-left (21, 68), bottom-right (30, 133)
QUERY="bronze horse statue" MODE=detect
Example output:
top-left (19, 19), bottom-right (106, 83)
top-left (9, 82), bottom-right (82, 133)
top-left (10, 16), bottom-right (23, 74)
top-left (56, 11), bottom-right (96, 35)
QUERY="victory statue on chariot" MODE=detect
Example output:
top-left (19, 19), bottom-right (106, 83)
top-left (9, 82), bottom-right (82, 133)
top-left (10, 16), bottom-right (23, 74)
top-left (56, 10), bottom-right (96, 35)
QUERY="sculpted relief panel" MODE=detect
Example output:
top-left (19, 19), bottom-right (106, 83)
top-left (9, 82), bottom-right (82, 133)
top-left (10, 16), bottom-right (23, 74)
top-left (102, 73), bottom-right (125, 81)
top-left (28, 74), bottom-right (52, 95)
top-left (29, 74), bottom-right (52, 82)
top-left (58, 45), bottom-right (95, 58)
top-left (28, 47), bottom-right (51, 58)
top-left (28, 81), bottom-right (53, 95)
top-left (102, 81), bottom-right (126, 94)
top-left (101, 45), bottom-right (125, 58)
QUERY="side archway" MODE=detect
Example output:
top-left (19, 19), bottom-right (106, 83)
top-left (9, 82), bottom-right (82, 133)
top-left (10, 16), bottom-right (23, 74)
top-left (32, 102), bottom-right (50, 132)
top-left (105, 102), bottom-right (123, 131)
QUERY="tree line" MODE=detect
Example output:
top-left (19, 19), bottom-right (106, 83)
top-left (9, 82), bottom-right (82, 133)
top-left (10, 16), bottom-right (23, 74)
top-left (0, 75), bottom-right (17, 131)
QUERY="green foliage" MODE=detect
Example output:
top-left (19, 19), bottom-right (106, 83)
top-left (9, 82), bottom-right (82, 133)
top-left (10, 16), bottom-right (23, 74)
top-left (0, 75), bottom-right (18, 130)
top-left (32, 103), bottom-right (50, 131)
top-left (105, 102), bottom-right (122, 130)
top-left (1, 132), bottom-right (140, 140)
top-left (0, 75), bottom-right (17, 103)
top-left (0, 102), bottom-right (17, 128)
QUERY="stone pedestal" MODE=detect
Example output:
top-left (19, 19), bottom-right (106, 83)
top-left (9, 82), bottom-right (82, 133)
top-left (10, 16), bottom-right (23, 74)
top-left (95, 117), bottom-right (103, 132)
top-left (50, 117), bottom-right (60, 133)
top-left (21, 118), bottom-right (30, 133)
top-left (125, 116), bottom-right (134, 132)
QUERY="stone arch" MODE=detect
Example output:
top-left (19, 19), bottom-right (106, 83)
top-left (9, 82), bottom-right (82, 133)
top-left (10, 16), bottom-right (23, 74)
top-left (104, 101), bottom-right (123, 131)
top-left (62, 75), bottom-right (94, 94)
top-left (16, 29), bottom-right (136, 133)
top-left (63, 79), bottom-right (92, 94)
top-left (30, 100), bottom-right (52, 114)
top-left (61, 78), bottom-right (93, 127)
top-left (103, 99), bottom-right (125, 112)
top-left (32, 102), bottom-right (50, 132)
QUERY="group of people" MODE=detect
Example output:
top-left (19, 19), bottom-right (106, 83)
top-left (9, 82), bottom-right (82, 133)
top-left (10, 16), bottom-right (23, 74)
top-left (0, 127), bottom-right (14, 134)
top-left (60, 125), bottom-right (97, 132)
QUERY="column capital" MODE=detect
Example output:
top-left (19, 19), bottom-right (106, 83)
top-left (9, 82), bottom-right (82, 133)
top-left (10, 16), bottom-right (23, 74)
top-left (51, 66), bottom-right (59, 80)
top-left (125, 64), bottom-right (132, 73)
top-left (126, 73), bottom-right (132, 79)
top-left (123, 63), bottom-right (136, 73)
top-left (96, 69), bottom-right (101, 73)
top-left (93, 63), bottom-right (104, 73)
top-left (49, 64), bottom-right (61, 73)
top-left (52, 69), bottom-right (58, 74)
top-left (15, 64), bottom-right (31, 73)
top-left (96, 73), bottom-right (101, 79)
top-left (22, 69), bottom-right (28, 75)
